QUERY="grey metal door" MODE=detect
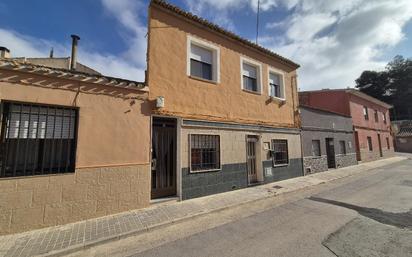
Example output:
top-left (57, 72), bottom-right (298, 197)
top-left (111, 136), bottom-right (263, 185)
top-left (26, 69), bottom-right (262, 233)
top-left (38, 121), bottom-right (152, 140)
top-left (151, 117), bottom-right (176, 199)
top-left (246, 136), bottom-right (258, 184)
top-left (378, 134), bottom-right (383, 157)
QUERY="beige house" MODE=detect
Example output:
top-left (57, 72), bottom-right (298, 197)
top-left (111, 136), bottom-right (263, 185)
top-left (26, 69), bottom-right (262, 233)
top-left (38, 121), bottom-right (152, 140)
top-left (0, 57), bottom-right (151, 235)
top-left (147, 0), bottom-right (303, 200)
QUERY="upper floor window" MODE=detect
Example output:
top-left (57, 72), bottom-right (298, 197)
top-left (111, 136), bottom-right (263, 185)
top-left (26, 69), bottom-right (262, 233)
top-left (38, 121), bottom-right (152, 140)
top-left (382, 113), bottom-right (387, 124)
top-left (268, 69), bottom-right (285, 100)
top-left (241, 57), bottom-right (262, 94)
top-left (0, 102), bottom-right (78, 178)
top-left (187, 36), bottom-right (220, 83)
top-left (374, 110), bottom-right (378, 122)
top-left (363, 106), bottom-right (369, 120)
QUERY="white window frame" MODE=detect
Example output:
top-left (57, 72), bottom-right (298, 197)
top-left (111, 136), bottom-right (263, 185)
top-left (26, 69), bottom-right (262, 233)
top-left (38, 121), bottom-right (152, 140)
top-left (187, 35), bottom-right (220, 83)
top-left (267, 66), bottom-right (286, 101)
top-left (240, 56), bottom-right (262, 94)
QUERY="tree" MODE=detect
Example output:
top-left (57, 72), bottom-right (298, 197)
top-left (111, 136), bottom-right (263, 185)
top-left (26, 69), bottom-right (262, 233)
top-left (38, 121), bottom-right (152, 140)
top-left (355, 55), bottom-right (412, 120)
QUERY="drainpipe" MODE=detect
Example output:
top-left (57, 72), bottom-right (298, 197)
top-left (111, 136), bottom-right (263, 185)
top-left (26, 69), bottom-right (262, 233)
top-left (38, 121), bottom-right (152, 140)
top-left (70, 34), bottom-right (80, 70)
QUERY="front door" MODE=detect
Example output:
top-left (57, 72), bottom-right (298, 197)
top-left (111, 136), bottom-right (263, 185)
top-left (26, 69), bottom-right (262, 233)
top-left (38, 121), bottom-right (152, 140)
top-left (246, 135), bottom-right (258, 185)
top-left (151, 117), bottom-right (177, 199)
top-left (354, 131), bottom-right (361, 161)
top-left (377, 134), bottom-right (383, 157)
top-left (325, 138), bottom-right (336, 169)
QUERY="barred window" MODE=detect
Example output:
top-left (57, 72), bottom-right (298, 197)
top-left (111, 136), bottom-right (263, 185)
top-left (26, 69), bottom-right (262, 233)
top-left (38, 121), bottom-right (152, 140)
top-left (190, 135), bottom-right (220, 172)
top-left (311, 140), bottom-right (321, 156)
top-left (272, 139), bottom-right (289, 166)
top-left (367, 136), bottom-right (373, 151)
top-left (0, 102), bottom-right (77, 178)
top-left (339, 140), bottom-right (346, 155)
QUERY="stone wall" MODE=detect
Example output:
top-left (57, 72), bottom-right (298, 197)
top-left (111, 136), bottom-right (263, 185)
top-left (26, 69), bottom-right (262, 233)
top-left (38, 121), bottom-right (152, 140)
top-left (303, 156), bottom-right (328, 175)
top-left (0, 164), bottom-right (150, 235)
top-left (335, 153), bottom-right (358, 168)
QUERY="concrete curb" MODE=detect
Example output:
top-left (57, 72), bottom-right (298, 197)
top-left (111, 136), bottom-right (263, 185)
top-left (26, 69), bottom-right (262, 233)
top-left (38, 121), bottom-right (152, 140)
top-left (35, 156), bottom-right (408, 257)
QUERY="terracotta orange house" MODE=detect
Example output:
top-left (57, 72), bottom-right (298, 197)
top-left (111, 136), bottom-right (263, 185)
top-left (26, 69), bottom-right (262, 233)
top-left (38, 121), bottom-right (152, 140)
top-left (147, 0), bottom-right (303, 200)
top-left (299, 89), bottom-right (394, 162)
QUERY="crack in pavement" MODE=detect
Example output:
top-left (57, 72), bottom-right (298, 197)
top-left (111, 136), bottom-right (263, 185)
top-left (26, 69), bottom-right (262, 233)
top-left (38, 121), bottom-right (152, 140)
top-left (308, 197), bottom-right (412, 229)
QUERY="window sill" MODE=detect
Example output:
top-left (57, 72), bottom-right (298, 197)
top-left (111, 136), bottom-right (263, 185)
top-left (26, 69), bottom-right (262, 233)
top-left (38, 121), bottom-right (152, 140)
top-left (189, 75), bottom-right (218, 85)
top-left (269, 96), bottom-right (286, 104)
top-left (242, 89), bottom-right (262, 95)
top-left (272, 163), bottom-right (289, 168)
top-left (189, 168), bottom-right (221, 174)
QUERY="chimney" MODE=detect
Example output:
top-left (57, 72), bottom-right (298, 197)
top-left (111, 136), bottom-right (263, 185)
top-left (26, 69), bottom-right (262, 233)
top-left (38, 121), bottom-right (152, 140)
top-left (70, 34), bottom-right (80, 70)
top-left (0, 46), bottom-right (10, 58)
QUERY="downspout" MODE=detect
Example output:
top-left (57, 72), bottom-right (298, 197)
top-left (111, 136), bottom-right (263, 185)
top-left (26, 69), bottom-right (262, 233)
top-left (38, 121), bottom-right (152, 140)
top-left (292, 74), bottom-right (305, 176)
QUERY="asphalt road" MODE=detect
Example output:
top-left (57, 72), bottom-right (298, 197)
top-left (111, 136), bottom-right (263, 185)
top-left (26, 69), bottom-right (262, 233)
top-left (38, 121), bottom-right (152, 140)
top-left (69, 159), bottom-right (412, 257)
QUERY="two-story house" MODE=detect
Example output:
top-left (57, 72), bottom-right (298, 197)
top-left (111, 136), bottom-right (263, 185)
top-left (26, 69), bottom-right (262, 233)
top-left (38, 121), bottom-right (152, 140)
top-left (147, 0), bottom-right (303, 200)
top-left (300, 89), bottom-right (394, 162)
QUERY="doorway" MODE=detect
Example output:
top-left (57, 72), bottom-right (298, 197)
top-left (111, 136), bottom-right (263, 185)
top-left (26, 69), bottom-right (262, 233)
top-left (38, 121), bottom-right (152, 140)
top-left (377, 134), bottom-right (383, 157)
top-left (325, 138), bottom-right (336, 169)
top-left (246, 135), bottom-right (258, 185)
top-left (354, 131), bottom-right (361, 161)
top-left (151, 117), bottom-right (177, 199)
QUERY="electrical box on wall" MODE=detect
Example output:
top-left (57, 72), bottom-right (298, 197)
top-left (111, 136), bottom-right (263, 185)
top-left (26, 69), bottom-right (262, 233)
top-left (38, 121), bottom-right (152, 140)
top-left (265, 167), bottom-right (273, 177)
top-left (156, 96), bottom-right (165, 108)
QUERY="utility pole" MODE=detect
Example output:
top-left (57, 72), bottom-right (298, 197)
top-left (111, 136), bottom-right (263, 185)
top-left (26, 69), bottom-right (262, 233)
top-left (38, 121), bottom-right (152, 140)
top-left (256, 0), bottom-right (260, 44)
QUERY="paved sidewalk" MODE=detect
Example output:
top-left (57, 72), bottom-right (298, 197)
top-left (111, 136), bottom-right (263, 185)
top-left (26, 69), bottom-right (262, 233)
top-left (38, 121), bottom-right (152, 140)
top-left (0, 156), bottom-right (407, 257)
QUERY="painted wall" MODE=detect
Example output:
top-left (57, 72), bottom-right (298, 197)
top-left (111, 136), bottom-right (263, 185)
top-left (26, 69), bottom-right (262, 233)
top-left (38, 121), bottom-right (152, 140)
top-left (299, 90), bottom-right (351, 116)
top-left (0, 70), bottom-right (151, 235)
top-left (354, 128), bottom-right (394, 162)
top-left (349, 94), bottom-right (391, 130)
top-left (180, 122), bottom-right (302, 199)
top-left (147, 6), bottom-right (299, 128)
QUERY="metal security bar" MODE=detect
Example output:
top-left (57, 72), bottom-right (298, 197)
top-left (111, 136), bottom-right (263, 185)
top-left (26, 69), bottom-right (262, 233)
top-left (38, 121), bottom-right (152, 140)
top-left (190, 134), bottom-right (220, 171)
top-left (0, 102), bottom-right (78, 178)
top-left (272, 139), bottom-right (289, 166)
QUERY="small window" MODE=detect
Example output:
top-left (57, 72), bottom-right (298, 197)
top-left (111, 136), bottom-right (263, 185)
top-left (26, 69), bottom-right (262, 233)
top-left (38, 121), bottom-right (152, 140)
top-left (382, 113), bottom-right (387, 124)
top-left (269, 72), bottom-right (284, 99)
top-left (339, 141), bottom-right (346, 155)
top-left (374, 110), bottom-right (378, 122)
top-left (190, 134), bottom-right (220, 172)
top-left (386, 137), bottom-right (390, 149)
top-left (363, 106), bottom-right (369, 120)
top-left (367, 136), bottom-right (373, 151)
top-left (241, 57), bottom-right (261, 93)
top-left (243, 63), bottom-right (258, 91)
top-left (190, 44), bottom-right (212, 80)
top-left (0, 102), bottom-right (77, 178)
top-left (187, 36), bottom-right (220, 82)
top-left (272, 139), bottom-right (288, 166)
top-left (311, 140), bottom-right (321, 156)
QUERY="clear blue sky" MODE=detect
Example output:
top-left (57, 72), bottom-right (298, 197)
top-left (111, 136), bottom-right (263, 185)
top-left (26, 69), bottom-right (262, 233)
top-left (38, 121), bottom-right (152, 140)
top-left (0, 0), bottom-right (411, 90)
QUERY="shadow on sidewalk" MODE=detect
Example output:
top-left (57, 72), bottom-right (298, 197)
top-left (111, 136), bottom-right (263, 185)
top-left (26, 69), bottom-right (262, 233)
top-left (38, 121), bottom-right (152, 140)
top-left (308, 197), bottom-right (412, 229)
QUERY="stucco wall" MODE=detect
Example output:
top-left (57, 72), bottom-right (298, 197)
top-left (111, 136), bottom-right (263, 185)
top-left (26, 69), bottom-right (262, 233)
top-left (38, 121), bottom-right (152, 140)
top-left (299, 91), bottom-right (351, 116)
top-left (355, 128), bottom-right (394, 162)
top-left (147, 6), bottom-right (299, 128)
top-left (180, 122), bottom-right (302, 199)
top-left (349, 94), bottom-right (391, 130)
top-left (0, 70), bottom-right (151, 235)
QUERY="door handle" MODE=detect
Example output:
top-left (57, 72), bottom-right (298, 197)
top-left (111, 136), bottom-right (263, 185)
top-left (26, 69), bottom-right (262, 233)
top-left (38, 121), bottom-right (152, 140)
top-left (151, 158), bottom-right (157, 170)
